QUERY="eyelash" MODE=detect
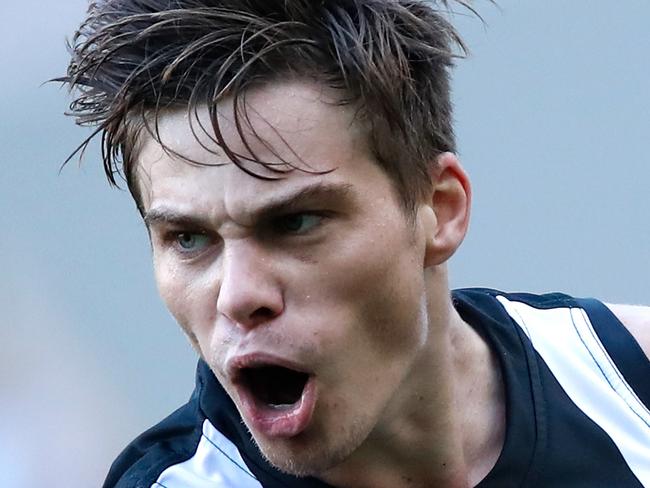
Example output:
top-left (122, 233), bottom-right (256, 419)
top-left (269, 212), bottom-right (326, 235)
top-left (159, 230), bottom-right (213, 256)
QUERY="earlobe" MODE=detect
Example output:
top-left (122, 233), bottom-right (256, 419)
top-left (422, 153), bottom-right (472, 267)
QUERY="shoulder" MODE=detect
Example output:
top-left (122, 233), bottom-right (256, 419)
top-left (103, 397), bottom-right (204, 488)
top-left (605, 303), bottom-right (650, 360)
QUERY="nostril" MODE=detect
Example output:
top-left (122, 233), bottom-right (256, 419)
top-left (219, 303), bottom-right (281, 330)
top-left (250, 306), bottom-right (278, 322)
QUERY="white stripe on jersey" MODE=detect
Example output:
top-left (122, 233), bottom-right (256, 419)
top-left (497, 296), bottom-right (650, 487)
top-left (152, 419), bottom-right (262, 488)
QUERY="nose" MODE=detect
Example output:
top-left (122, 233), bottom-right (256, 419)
top-left (216, 241), bottom-right (284, 330)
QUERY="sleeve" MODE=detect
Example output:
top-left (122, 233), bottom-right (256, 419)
top-left (576, 297), bottom-right (650, 410)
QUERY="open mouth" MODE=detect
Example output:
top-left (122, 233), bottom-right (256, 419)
top-left (240, 365), bottom-right (310, 408)
top-left (230, 357), bottom-right (318, 437)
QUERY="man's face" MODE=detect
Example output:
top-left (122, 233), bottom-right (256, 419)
top-left (137, 81), bottom-right (433, 476)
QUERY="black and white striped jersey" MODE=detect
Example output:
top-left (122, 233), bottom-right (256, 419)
top-left (103, 289), bottom-right (650, 488)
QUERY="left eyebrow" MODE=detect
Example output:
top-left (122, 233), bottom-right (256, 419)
top-left (251, 182), bottom-right (355, 222)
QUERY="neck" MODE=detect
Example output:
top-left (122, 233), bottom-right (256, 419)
top-left (320, 278), bottom-right (505, 488)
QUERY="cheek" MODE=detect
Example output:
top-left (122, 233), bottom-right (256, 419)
top-left (299, 229), bottom-right (427, 361)
top-left (154, 257), bottom-right (218, 350)
top-left (355, 252), bottom-right (427, 360)
top-left (360, 271), bottom-right (427, 357)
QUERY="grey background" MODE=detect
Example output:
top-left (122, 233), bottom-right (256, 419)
top-left (1, 1), bottom-right (647, 486)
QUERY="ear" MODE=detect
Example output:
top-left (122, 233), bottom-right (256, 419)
top-left (419, 152), bottom-right (472, 267)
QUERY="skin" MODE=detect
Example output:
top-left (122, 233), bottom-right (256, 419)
top-left (134, 79), bottom-right (648, 487)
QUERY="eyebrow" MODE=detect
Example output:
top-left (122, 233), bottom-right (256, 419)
top-left (144, 207), bottom-right (211, 230)
top-left (143, 182), bottom-right (354, 230)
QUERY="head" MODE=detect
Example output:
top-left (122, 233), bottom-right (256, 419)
top-left (62, 0), bottom-right (473, 478)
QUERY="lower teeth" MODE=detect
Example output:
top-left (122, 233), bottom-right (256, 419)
top-left (268, 403), bottom-right (296, 409)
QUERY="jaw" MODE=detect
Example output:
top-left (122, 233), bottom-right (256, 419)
top-left (320, 294), bottom-right (472, 487)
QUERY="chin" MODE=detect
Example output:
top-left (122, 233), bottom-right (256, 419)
top-left (252, 422), bottom-right (368, 478)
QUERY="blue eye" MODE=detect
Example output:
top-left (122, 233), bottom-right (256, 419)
top-left (175, 232), bottom-right (211, 252)
top-left (276, 214), bottom-right (322, 234)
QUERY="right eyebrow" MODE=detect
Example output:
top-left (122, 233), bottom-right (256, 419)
top-left (143, 208), bottom-right (212, 230)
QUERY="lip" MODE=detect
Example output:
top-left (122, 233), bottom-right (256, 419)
top-left (227, 352), bottom-right (312, 380)
top-left (228, 353), bottom-right (318, 438)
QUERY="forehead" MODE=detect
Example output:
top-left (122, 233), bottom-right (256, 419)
top-left (135, 80), bottom-right (396, 219)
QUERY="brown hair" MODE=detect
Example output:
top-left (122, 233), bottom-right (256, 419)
top-left (60, 0), bottom-right (472, 214)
